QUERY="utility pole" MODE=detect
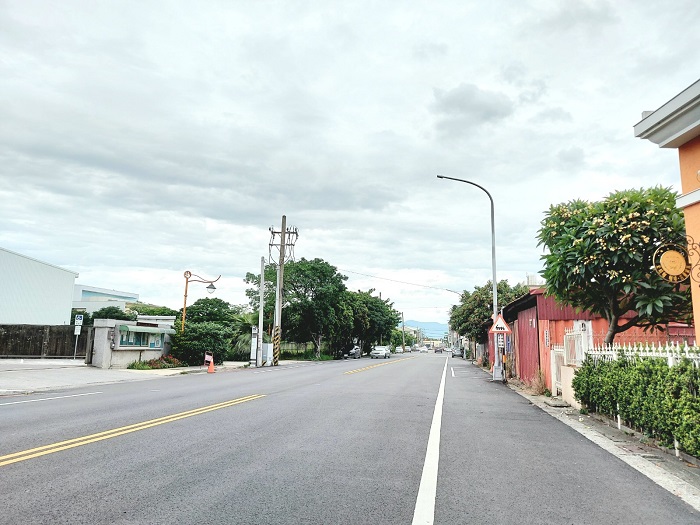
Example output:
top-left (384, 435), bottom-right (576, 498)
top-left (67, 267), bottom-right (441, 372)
top-left (269, 216), bottom-right (299, 366)
top-left (401, 312), bottom-right (406, 351)
top-left (256, 256), bottom-right (265, 367)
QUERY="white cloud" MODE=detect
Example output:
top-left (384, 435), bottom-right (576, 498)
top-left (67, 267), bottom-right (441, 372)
top-left (1, 0), bottom-right (697, 324)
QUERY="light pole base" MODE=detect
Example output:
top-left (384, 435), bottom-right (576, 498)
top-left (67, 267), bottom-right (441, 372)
top-left (492, 364), bottom-right (504, 382)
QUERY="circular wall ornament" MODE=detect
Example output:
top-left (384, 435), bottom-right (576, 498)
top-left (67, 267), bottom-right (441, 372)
top-left (653, 243), bottom-right (691, 283)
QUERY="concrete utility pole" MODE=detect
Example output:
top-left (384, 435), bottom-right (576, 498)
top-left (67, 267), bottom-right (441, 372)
top-left (269, 216), bottom-right (299, 366)
top-left (256, 256), bottom-right (265, 367)
top-left (401, 312), bottom-right (406, 351)
top-left (273, 216), bottom-right (286, 366)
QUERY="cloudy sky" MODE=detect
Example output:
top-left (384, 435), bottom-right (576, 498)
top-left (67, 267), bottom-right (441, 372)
top-left (2, 1), bottom-right (699, 324)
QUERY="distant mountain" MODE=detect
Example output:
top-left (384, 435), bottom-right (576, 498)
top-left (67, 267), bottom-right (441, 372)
top-left (404, 320), bottom-right (448, 338)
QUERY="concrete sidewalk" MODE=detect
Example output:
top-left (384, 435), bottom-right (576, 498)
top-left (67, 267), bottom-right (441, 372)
top-left (464, 360), bottom-right (700, 512)
top-left (0, 359), bottom-right (250, 395)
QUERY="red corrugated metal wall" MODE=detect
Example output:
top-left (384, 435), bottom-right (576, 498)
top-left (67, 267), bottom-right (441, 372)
top-left (516, 305), bottom-right (540, 382)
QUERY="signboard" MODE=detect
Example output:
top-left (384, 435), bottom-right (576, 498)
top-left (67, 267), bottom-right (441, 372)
top-left (74, 325), bottom-right (82, 336)
top-left (497, 333), bottom-right (505, 348)
top-left (653, 243), bottom-right (691, 283)
top-left (489, 314), bottom-right (512, 334)
top-left (75, 314), bottom-right (84, 326)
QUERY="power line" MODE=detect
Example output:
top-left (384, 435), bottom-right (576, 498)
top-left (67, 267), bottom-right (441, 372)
top-left (337, 268), bottom-right (462, 296)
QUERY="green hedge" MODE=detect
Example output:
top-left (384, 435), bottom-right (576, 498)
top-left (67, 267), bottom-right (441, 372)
top-left (572, 354), bottom-right (700, 457)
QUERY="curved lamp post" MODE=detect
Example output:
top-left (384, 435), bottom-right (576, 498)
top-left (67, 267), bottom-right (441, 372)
top-left (437, 175), bottom-right (503, 381)
top-left (181, 271), bottom-right (221, 332)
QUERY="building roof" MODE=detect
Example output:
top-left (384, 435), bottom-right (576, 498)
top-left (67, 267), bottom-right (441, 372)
top-left (634, 79), bottom-right (700, 148)
top-left (0, 246), bottom-right (78, 277)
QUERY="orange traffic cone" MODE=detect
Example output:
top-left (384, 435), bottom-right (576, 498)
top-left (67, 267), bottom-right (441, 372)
top-left (207, 359), bottom-right (215, 373)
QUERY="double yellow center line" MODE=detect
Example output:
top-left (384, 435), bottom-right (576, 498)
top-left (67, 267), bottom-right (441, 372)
top-left (344, 356), bottom-right (417, 375)
top-left (0, 394), bottom-right (265, 467)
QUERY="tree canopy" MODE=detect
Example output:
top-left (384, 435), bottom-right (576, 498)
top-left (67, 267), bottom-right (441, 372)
top-left (537, 186), bottom-right (692, 344)
top-left (244, 259), bottom-right (400, 358)
top-left (91, 306), bottom-right (136, 322)
top-left (449, 280), bottom-right (528, 342)
top-left (127, 302), bottom-right (179, 317)
top-left (181, 297), bottom-right (242, 327)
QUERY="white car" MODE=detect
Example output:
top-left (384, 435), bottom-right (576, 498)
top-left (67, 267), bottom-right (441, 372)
top-left (419, 346), bottom-right (429, 353)
top-left (394, 346), bottom-right (404, 354)
top-left (370, 346), bottom-right (391, 359)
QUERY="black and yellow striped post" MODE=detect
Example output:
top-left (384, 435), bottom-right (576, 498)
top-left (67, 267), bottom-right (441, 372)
top-left (273, 326), bottom-right (281, 366)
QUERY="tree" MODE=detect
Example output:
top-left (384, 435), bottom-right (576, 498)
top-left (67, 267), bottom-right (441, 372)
top-left (91, 306), bottom-right (136, 322)
top-left (282, 258), bottom-right (350, 358)
top-left (127, 302), bottom-right (178, 317)
top-left (169, 321), bottom-right (233, 365)
top-left (449, 281), bottom-right (528, 342)
top-left (390, 328), bottom-right (415, 349)
top-left (179, 297), bottom-right (240, 327)
top-left (356, 290), bottom-right (400, 351)
top-left (537, 186), bottom-right (692, 344)
top-left (244, 263), bottom-right (281, 337)
top-left (228, 311), bottom-right (261, 361)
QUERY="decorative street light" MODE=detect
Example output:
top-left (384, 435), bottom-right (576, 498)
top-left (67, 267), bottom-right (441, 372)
top-left (181, 270), bottom-right (221, 332)
top-left (436, 175), bottom-right (503, 381)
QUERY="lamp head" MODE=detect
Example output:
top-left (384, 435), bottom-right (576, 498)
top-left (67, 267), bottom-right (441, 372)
top-left (206, 283), bottom-right (216, 294)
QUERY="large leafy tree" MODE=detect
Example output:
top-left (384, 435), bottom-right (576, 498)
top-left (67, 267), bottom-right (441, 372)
top-left (282, 258), bottom-right (350, 358)
top-left (180, 297), bottom-right (241, 327)
top-left (244, 261), bottom-right (401, 358)
top-left (356, 290), bottom-right (401, 350)
top-left (449, 281), bottom-right (528, 342)
top-left (537, 186), bottom-right (692, 344)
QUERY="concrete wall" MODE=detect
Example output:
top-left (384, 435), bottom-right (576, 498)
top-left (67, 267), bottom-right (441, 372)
top-left (561, 365), bottom-right (581, 410)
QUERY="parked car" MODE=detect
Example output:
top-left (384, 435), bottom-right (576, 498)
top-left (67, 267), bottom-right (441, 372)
top-left (345, 346), bottom-right (362, 359)
top-left (451, 348), bottom-right (463, 358)
top-left (370, 346), bottom-right (391, 359)
top-left (395, 345), bottom-right (404, 354)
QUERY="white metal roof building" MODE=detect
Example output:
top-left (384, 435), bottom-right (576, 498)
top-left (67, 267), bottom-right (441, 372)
top-left (0, 247), bottom-right (79, 325)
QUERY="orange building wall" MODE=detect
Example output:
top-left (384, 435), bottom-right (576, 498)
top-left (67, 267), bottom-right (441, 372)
top-left (679, 135), bottom-right (700, 344)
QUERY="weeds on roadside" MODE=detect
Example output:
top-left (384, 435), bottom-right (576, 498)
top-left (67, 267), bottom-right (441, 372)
top-left (127, 355), bottom-right (184, 370)
top-left (525, 368), bottom-right (547, 395)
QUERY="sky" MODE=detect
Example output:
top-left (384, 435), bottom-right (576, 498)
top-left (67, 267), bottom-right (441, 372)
top-left (2, 1), bottom-right (699, 325)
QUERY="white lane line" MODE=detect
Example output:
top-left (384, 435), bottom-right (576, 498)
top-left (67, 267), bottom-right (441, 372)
top-left (412, 356), bottom-right (449, 525)
top-left (451, 367), bottom-right (455, 377)
top-left (0, 392), bottom-right (103, 406)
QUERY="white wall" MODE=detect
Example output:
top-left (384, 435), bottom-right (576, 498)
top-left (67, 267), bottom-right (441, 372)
top-left (0, 247), bottom-right (78, 325)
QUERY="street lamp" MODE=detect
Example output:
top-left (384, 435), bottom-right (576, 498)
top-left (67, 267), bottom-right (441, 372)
top-left (181, 270), bottom-right (221, 332)
top-left (436, 175), bottom-right (503, 381)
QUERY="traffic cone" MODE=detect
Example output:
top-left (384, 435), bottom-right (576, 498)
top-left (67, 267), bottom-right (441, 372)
top-left (207, 359), bottom-right (215, 374)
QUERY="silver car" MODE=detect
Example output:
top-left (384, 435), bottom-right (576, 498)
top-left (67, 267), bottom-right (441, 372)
top-left (370, 345), bottom-right (391, 359)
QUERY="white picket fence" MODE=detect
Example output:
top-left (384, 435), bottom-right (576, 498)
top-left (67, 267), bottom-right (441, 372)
top-left (551, 339), bottom-right (700, 396)
top-left (584, 341), bottom-right (700, 367)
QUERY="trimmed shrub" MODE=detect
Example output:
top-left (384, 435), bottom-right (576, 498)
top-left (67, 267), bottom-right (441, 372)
top-left (572, 354), bottom-right (700, 456)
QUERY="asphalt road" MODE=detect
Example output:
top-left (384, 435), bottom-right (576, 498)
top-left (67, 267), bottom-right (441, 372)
top-left (1, 355), bottom-right (699, 524)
